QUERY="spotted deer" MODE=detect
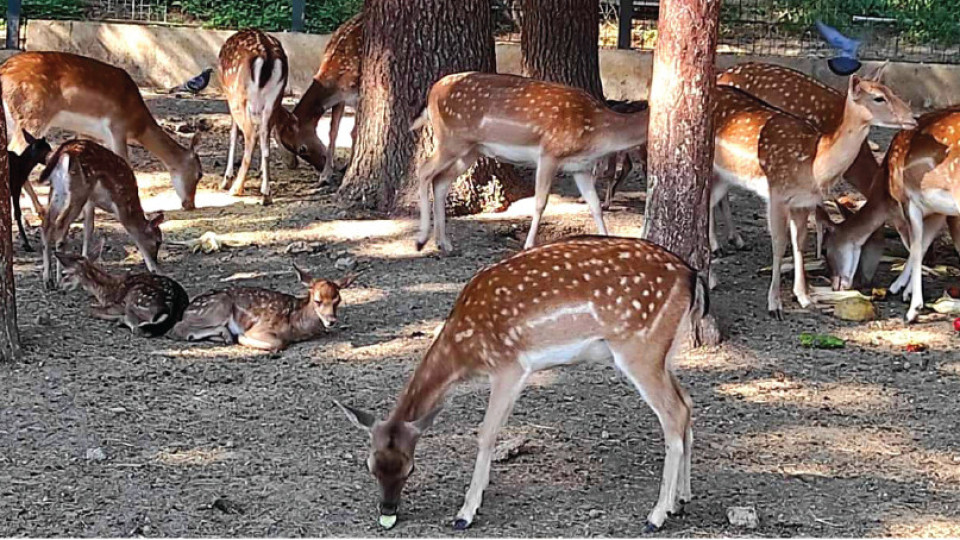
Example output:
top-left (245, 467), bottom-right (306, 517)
top-left (170, 265), bottom-right (356, 351)
top-left (337, 236), bottom-right (707, 533)
top-left (0, 51), bottom-right (203, 209)
top-left (55, 247), bottom-right (189, 336)
top-left (413, 72), bottom-right (649, 252)
top-left (712, 74), bottom-right (916, 317)
top-left (598, 99), bottom-right (649, 210)
top-left (218, 29), bottom-right (326, 205)
top-left (291, 12), bottom-right (362, 182)
top-left (8, 130), bottom-right (53, 252)
top-left (39, 140), bottom-right (165, 290)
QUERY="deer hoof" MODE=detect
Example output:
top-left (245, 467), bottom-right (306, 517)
top-left (22, 243), bottom-right (34, 253)
top-left (262, 195), bottom-right (272, 207)
top-left (415, 239), bottom-right (427, 252)
top-left (769, 308), bottom-right (784, 321)
top-left (641, 521), bottom-right (659, 534)
top-left (220, 177), bottom-right (232, 190)
top-left (453, 519), bottom-right (471, 531)
top-left (44, 279), bottom-right (57, 291)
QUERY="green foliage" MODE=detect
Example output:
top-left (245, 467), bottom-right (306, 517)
top-left (774, 0), bottom-right (960, 44)
top-left (176, 0), bottom-right (360, 33)
top-left (23, 0), bottom-right (86, 19)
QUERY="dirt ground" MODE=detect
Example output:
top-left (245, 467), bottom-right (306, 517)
top-left (1, 92), bottom-right (959, 537)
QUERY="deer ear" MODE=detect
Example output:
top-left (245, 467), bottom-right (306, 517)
top-left (849, 74), bottom-right (864, 99)
top-left (410, 404), bottom-right (443, 433)
top-left (22, 129), bottom-right (36, 145)
top-left (868, 61), bottom-right (889, 82)
top-left (292, 263), bottom-right (313, 285)
top-left (149, 212), bottom-right (165, 228)
top-left (189, 131), bottom-right (202, 150)
top-left (336, 273), bottom-right (358, 289)
top-left (335, 400), bottom-right (376, 431)
top-left (89, 239), bottom-right (105, 263)
top-left (814, 205), bottom-right (837, 231)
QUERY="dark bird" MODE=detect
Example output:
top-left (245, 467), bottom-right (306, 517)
top-left (816, 20), bottom-right (862, 76)
top-left (181, 68), bottom-right (214, 94)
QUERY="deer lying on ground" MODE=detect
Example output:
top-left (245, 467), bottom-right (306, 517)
top-left (8, 130), bottom-right (52, 252)
top-left (338, 236), bottom-right (707, 533)
top-left (291, 12), bottom-right (362, 182)
top-left (219, 29), bottom-right (326, 205)
top-left (413, 72), bottom-right (649, 253)
top-left (822, 107), bottom-right (960, 322)
top-left (712, 74), bottom-right (915, 317)
top-left (39, 140), bottom-right (165, 290)
top-left (170, 265), bottom-right (356, 351)
top-left (0, 51), bottom-right (203, 209)
top-left (55, 246), bottom-right (189, 336)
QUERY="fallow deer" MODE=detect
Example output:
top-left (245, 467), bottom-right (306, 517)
top-left (413, 72), bottom-right (649, 253)
top-left (39, 140), bottom-right (165, 290)
top-left (218, 29), bottom-right (326, 205)
top-left (55, 247), bottom-right (189, 336)
top-left (8, 130), bottom-right (52, 252)
top-left (291, 12), bottom-right (362, 182)
top-left (338, 236), bottom-right (707, 533)
top-left (170, 265), bottom-right (356, 351)
top-left (598, 98), bottom-right (649, 210)
top-left (0, 51), bottom-right (203, 209)
top-left (712, 75), bottom-right (915, 317)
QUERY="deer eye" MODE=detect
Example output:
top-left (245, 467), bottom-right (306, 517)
top-left (873, 95), bottom-right (887, 103)
top-left (298, 145), bottom-right (308, 155)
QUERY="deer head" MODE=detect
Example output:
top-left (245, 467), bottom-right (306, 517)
top-left (276, 109), bottom-right (327, 172)
top-left (21, 130), bottom-right (53, 165)
top-left (174, 132), bottom-right (204, 210)
top-left (818, 205), bottom-right (886, 291)
top-left (142, 212), bottom-right (166, 263)
top-left (335, 401), bottom-right (443, 520)
top-left (847, 74), bottom-right (916, 130)
top-left (54, 241), bottom-right (104, 292)
top-left (293, 264), bottom-right (357, 327)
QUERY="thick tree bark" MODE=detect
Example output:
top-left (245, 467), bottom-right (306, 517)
top-left (641, 0), bottom-right (720, 273)
top-left (338, 0), bottom-right (528, 215)
top-left (0, 85), bottom-right (20, 362)
top-left (520, 0), bottom-right (604, 99)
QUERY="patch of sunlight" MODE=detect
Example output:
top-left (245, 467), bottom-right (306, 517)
top-left (527, 370), bottom-right (559, 388)
top-left (730, 426), bottom-right (960, 484)
top-left (938, 361), bottom-right (960, 378)
top-left (319, 219), bottom-right (414, 242)
top-left (401, 282), bottom-right (465, 295)
top-left (885, 517), bottom-right (960, 536)
top-left (717, 377), bottom-right (898, 413)
top-left (834, 326), bottom-right (950, 350)
top-left (155, 447), bottom-right (234, 466)
top-left (675, 344), bottom-right (768, 373)
top-left (141, 187), bottom-right (259, 214)
top-left (349, 336), bottom-right (429, 362)
top-left (341, 287), bottom-right (388, 307)
top-left (149, 347), bottom-right (264, 360)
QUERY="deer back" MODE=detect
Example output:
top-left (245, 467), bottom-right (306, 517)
top-left (218, 29), bottom-right (289, 108)
top-left (315, 12), bottom-right (363, 94)
top-left (888, 107), bottom-right (960, 205)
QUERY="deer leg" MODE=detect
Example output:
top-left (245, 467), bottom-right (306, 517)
top-left (348, 117), bottom-right (358, 168)
top-left (321, 103), bottom-right (345, 183)
top-left (13, 191), bottom-right (33, 252)
top-left (720, 195), bottom-right (745, 250)
top-left (81, 202), bottom-right (95, 258)
top-left (90, 303), bottom-right (125, 322)
top-left (524, 155), bottom-right (560, 249)
top-left (237, 330), bottom-right (284, 352)
top-left (890, 214), bottom-right (944, 296)
top-left (671, 371), bottom-right (694, 505)
top-left (453, 363), bottom-right (529, 530)
top-left (432, 153), bottom-right (478, 254)
top-left (905, 203), bottom-right (926, 323)
top-left (222, 121), bottom-right (239, 189)
top-left (258, 109), bottom-right (273, 206)
top-left (788, 207), bottom-right (813, 309)
top-left (708, 179), bottom-right (729, 255)
top-left (574, 170), bottom-right (608, 236)
top-left (603, 153), bottom-right (632, 211)
top-left (228, 118), bottom-right (256, 197)
top-left (21, 181), bottom-right (45, 218)
top-left (415, 147), bottom-right (461, 251)
top-left (947, 217), bottom-right (960, 261)
top-left (767, 201), bottom-right (789, 319)
top-left (611, 342), bottom-right (691, 532)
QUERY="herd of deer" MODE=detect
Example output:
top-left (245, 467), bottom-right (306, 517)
top-left (2, 10), bottom-right (959, 535)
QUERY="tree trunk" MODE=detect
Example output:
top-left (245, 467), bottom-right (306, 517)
top-left (642, 0), bottom-right (720, 272)
top-left (338, 0), bottom-right (528, 215)
top-left (0, 85), bottom-right (21, 362)
top-left (520, 0), bottom-right (604, 99)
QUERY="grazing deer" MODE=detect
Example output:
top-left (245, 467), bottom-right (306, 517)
top-left (824, 107), bottom-right (960, 322)
top-left (0, 51), bottom-right (203, 209)
top-left (219, 29), bottom-right (326, 205)
top-left (598, 99), bottom-right (649, 210)
top-left (170, 265), bottom-right (356, 352)
top-left (712, 74), bottom-right (915, 317)
top-left (39, 140), bottom-right (165, 290)
top-left (55, 247), bottom-right (189, 336)
top-left (337, 236), bottom-right (707, 533)
top-left (9, 130), bottom-right (53, 252)
top-left (291, 12), bottom-right (362, 182)
top-left (413, 72), bottom-right (649, 253)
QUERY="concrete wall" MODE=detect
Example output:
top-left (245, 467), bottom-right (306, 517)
top-left (19, 19), bottom-right (960, 108)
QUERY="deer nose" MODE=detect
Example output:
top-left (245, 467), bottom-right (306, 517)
top-left (182, 199), bottom-right (196, 210)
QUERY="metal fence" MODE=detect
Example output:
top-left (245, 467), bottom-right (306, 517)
top-left (492, 0), bottom-right (960, 64)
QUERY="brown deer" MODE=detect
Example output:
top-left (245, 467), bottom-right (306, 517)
top-left (712, 74), bottom-right (915, 318)
top-left (9, 130), bottom-right (53, 252)
top-left (598, 99), bottom-right (649, 210)
top-left (218, 29), bottom-right (326, 205)
top-left (39, 140), bottom-right (165, 290)
top-left (170, 265), bottom-right (356, 351)
top-left (337, 236), bottom-right (707, 533)
top-left (413, 72), bottom-right (649, 253)
top-left (55, 246), bottom-right (189, 337)
top-left (0, 51), bottom-right (203, 209)
top-left (291, 12), bottom-right (362, 182)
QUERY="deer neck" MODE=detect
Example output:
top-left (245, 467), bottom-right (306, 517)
top-left (813, 99), bottom-right (871, 187)
top-left (80, 267), bottom-right (125, 305)
top-left (293, 79), bottom-right (339, 126)
top-left (136, 120), bottom-right (190, 172)
top-left (389, 341), bottom-right (470, 423)
top-left (289, 298), bottom-right (325, 338)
